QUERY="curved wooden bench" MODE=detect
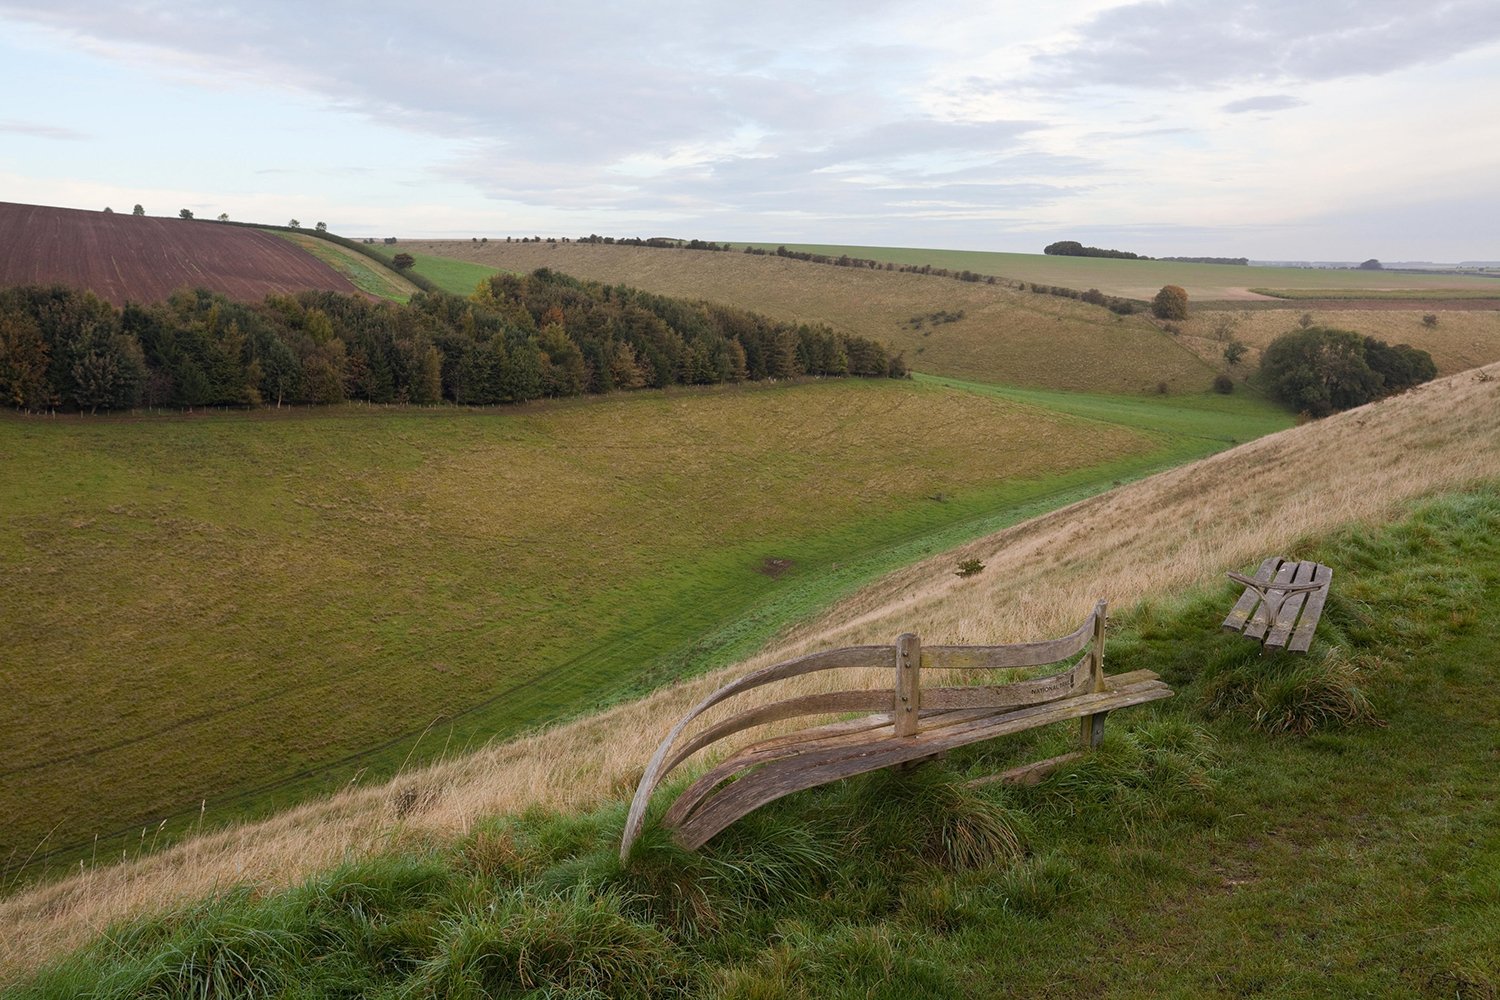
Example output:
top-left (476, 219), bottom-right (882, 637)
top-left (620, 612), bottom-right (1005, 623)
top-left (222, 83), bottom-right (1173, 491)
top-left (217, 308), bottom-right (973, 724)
top-left (620, 601), bottom-right (1173, 859)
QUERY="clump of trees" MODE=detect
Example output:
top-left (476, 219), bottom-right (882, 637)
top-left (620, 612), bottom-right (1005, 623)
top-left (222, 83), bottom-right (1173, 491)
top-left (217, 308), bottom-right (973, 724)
top-left (0, 270), bottom-right (906, 413)
top-left (1259, 326), bottom-right (1437, 417)
top-left (1043, 240), bottom-right (1145, 260)
top-left (1151, 285), bottom-right (1189, 320)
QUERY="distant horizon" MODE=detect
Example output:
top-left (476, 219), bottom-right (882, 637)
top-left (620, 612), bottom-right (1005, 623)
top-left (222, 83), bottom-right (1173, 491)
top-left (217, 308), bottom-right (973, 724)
top-left (7, 195), bottom-right (1499, 271)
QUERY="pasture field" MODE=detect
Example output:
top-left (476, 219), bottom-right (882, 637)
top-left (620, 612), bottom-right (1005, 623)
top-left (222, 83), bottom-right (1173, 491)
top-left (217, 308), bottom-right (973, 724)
top-left (1247, 286), bottom-right (1500, 300)
top-left (734, 242), bottom-right (1500, 302)
top-left (1, 357), bottom-right (1493, 982)
top-left (364, 245), bottom-right (500, 297)
top-left (0, 378), bottom-right (1284, 876)
top-left (8, 452), bottom-right (1499, 995)
top-left (379, 240), bottom-right (1219, 394)
top-left (266, 231), bottom-right (419, 302)
top-left (1173, 306), bottom-right (1500, 377)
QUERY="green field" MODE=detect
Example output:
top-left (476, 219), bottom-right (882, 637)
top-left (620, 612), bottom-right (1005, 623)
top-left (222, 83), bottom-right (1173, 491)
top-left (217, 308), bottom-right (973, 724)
top-left (366, 245), bottom-right (501, 297)
top-left (15, 486), bottom-right (1496, 997)
top-left (736, 243), bottom-right (1500, 302)
top-left (0, 379), bottom-right (1289, 876)
top-left (265, 231), bottom-right (419, 302)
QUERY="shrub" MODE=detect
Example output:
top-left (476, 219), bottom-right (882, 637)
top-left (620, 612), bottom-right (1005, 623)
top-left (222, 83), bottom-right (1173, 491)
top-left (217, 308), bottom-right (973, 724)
top-left (1212, 373), bottom-right (1234, 394)
top-left (1222, 340), bottom-right (1247, 366)
top-left (1259, 326), bottom-right (1381, 417)
top-left (955, 558), bottom-right (984, 578)
top-left (1151, 285), bottom-right (1188, 320)
top-left (392, 253), bottom-right (416, 271)
top-left (1259, 326), bottom-right (1436, 416)
top-left (1422, 313), bottom-right (1439, 327)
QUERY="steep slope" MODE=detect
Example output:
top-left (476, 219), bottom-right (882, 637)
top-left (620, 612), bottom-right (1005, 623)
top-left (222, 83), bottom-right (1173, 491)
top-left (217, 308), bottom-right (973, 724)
top-left (0, 202), bottom-right (361, 305)
top-left (3, 361), bottom-right (1497, 978)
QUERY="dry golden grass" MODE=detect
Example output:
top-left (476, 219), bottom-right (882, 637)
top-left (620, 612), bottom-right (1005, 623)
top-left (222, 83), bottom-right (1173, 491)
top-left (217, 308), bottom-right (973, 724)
top-left (1175, 307), bottom-right (1500, 377)
top-left (391, 240), bottom-right (1216, 394)
top-left (4, 361), bottom-right (1499, 981)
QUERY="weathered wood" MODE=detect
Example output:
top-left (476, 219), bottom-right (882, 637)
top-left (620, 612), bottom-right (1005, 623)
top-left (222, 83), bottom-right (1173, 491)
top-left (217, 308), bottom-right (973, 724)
top-left (620, 643), bottom-right (894, 859)
top-left (1245, 559), bottom-right (1298, 640)
top-left (922, 613), bottom-right (1095, 671)
top-left (672, 678), bottom-right (1172, 850)
top-left (659, 691), bottom-right (894, 780)
top-left (620, 604), bottom-right (1161, 861)
top-left (968, 751), bottom-right (1085, 788)
top-left (1264, 560), bottom-right (1317, 648)
top-left (894, 633), bottom-right (921, 737)
top-left (1223, 557), bottom-right (1332, 654)
top-left (1223, 556), bottom-right (1281, 631)
top-left (1288, 563), bottom-right (1334, 653)
top-left (918, 657), bottom-right (1090, 711)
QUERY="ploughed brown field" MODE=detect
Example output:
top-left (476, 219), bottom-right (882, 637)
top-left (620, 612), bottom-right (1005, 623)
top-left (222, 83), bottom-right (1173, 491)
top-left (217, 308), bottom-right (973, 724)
top-left (0, 202), bottom-right (360, 305)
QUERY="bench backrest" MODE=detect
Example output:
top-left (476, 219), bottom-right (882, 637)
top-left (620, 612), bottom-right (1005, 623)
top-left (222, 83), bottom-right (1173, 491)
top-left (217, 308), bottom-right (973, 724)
top-left (620, 599), bottom-right (1107, 859)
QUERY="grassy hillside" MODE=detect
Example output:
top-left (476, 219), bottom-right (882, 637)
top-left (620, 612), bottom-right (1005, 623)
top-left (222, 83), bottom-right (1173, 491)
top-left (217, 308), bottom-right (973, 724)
top-left (266, 231), bottom-right (420, 302)
top-left (0, 361), bottom-right (1492, 982)
top-left (1, 378), bottom-right (1287, 880)
top-left (365, 245), bottom-right (500, 297)
top-left (736, 242), bottom-right (1500, 302)
top-left (7, 483), bottom-right (1498, 997)
top-left (380, 240), bottom-right (1221, 394)
top-left (1173, 305), bottom-right (1500, 378)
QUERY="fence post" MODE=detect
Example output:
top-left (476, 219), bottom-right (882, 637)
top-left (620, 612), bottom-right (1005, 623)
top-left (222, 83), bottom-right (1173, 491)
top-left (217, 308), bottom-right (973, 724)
top-left (1080, 600), bottom-right (1108, 748)
top-left (895, 632), bottom-right (921, 737)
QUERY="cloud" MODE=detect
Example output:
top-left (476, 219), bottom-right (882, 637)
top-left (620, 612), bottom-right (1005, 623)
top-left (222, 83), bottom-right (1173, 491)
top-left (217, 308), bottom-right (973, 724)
top-left (1222, 95), bottom-right (1306, 114)
top-left (1025, 0), bottom-right (1500, 91)
top-left (0, 118), bottom-right (86, 140)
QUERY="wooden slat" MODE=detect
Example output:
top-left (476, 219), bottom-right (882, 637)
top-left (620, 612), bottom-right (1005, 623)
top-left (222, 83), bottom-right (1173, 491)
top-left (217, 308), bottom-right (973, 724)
top-left (666, 669), bottom-right (1165, 830)
top-left (620, 643), bottom-right (895, 859)
top-left (923, 610), bottom-right (1095, 670)
top-left (1288, 563), bottom-right (1334, 653)
top-left (1264, 560), bottom-right (1318, 649)
top-left (1223, 556), bottom-right (1282, 632)
top-left (919, 657), bottom-right (1091, 711)
top-left (658, 690), bottom-right (894, 780)
top-left (1244, 559), bottom-right (1298, 640)
top-left (672, 679), bottom-right (1173, 850)
top-left (968, 751), bottom-right (1085, 788)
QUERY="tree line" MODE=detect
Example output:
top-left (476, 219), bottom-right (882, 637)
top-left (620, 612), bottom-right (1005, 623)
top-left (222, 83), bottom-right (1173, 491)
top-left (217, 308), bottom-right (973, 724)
top-left (0, 270), bottom-right (906, 413)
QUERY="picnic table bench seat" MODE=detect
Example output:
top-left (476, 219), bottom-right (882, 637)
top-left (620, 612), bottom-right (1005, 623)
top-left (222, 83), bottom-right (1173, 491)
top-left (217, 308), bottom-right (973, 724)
top-left (1223, 556), bottom-right (1333, 653)
top-left (620, 600), bottom-right (1173, 859)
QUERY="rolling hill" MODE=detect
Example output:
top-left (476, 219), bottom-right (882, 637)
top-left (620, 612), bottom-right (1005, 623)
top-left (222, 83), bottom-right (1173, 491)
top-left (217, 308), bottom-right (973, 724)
top-left (2, 356), bottom-right (1495, 986)
top-left (376, 240), bottom-right (1222, 394)
top-left (0, 202), bottom-right (361, 305)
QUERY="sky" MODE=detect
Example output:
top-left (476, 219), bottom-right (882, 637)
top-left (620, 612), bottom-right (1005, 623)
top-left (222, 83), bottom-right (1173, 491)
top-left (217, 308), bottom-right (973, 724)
top-left (1, 1), bottom-right (1498, 260)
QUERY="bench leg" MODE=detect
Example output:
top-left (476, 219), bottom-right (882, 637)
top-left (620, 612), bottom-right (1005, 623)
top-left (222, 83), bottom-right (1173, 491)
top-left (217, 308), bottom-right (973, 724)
top-left (1080, 711), bottom-right (1108, 749)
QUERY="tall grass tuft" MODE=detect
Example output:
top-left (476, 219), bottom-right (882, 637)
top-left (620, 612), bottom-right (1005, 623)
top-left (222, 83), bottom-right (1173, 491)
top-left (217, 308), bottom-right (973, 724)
top-left (822, 764), bottom-right (1029, 873)
top-left (409, 886), bottom-right (686, 999)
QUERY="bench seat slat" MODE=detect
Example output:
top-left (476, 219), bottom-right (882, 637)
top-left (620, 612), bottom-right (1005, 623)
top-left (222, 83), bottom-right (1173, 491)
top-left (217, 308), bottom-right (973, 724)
top-left (1245, 559), bottom-right (1299, 640)
top-left (1223, 556), bottom-right (1282, 631)
top-left (671, 675), bottom-right (1172, 850)
top-left (1288, 563), bottom-right (1334, 652)
top-left (1264, 560), bottom-right (1318, 648)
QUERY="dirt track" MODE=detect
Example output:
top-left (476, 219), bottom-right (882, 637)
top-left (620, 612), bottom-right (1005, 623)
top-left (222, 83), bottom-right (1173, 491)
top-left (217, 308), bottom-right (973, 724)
top-left (0, 202), bottom-right (360, 305)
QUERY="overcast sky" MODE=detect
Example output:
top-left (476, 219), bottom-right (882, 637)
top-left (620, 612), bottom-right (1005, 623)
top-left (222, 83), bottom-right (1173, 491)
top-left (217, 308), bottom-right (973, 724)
top-left (2, 1), bottom-right (1497, 259)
